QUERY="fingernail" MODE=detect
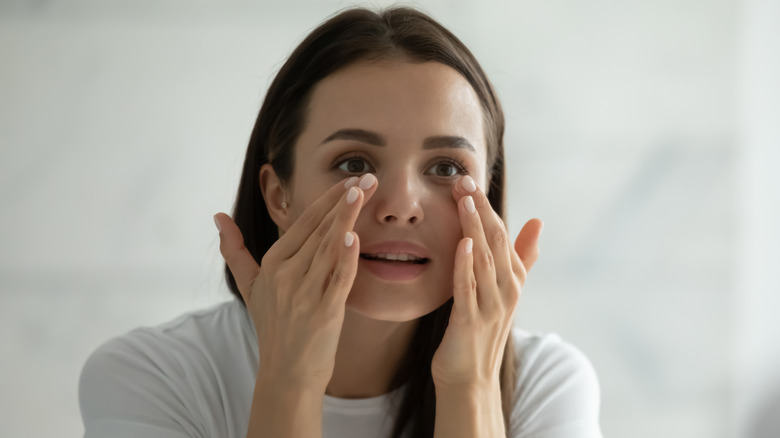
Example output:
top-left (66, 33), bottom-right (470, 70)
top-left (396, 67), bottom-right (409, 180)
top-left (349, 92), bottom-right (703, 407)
top-left (344, 232), bottom-right (355, 247)
top-left (344, 176), bottom-right (359, 188)
top-left (465, 238), bottom-right (473, 254)
top-left (461, 175), bottom-right (477, 193)
top-left (346, 186), bottom-right (359, 204)
top-left (213, 214), bottom-right (222, 232)
top-left (464, 196), bottom-right (476, 214)
top-left (358, 173), bottom-right (376, 190)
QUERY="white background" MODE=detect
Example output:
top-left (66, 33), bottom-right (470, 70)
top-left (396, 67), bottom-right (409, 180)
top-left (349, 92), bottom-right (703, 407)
top-left (1, 0), bottom-right (778, 437)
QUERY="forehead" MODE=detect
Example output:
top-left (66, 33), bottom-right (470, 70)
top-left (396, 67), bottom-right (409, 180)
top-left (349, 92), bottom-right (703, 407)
top-left (302, 59), bottom-right (486, 159)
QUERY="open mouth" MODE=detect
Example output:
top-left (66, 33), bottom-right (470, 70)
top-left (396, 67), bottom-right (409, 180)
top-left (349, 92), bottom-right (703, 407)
top-left (359, 254), bottom-right (430, 265)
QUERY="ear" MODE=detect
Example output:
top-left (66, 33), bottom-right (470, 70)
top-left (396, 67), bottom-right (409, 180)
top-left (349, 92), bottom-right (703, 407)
top-left (259, 163), bottom-right (293, 232)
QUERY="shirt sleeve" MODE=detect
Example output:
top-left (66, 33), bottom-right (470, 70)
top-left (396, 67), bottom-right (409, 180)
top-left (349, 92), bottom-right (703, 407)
top-left (78, 332), bottom-right (205, 438)
top-left (509, 332), bottom-right (603, 438)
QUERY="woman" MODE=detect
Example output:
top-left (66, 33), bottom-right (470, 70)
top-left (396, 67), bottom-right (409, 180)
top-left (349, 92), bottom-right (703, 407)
top-left (79, 6), bottom-right (602, 438)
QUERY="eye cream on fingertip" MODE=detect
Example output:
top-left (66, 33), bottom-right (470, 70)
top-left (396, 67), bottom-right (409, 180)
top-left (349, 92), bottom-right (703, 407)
top-left (345, 232), bottom-right (355, 247)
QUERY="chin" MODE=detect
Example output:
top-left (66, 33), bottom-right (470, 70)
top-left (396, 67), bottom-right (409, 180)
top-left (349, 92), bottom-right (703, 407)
top-left (344, 277), bottom-right (453, 322)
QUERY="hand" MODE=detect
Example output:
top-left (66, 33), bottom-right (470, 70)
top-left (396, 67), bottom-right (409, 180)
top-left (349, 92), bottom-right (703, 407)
top-left (431, 175), bottom-right (543, 388)
top-left (214, 174), bottom-right (378, 392)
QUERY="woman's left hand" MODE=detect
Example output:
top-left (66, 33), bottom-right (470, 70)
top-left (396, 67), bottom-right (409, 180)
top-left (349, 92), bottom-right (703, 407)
top-left (431, 175), bottom-right (543, 388)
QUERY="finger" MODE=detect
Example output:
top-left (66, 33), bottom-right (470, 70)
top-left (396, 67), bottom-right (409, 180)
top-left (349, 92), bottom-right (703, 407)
top-left (214, 212), bottom-right (261, 303)
top-left (321, 231), bottom-right (361, 309)
top-left (292, 173), bottom-right (377, 274)
top-left (457, 175), bottom-right (513, 290)
top-left (458, 193), bottom-right (499, 311)
top-left (450, 172), bottom-right (484, 201)
top-left (452, 237), bottom-right (478, 318)
top-left (272, 175), bottom-right (359, 260)
top-left (514, 218), bottom-right (543, 274)
top-left (302, 185), bottom-right (365, 303)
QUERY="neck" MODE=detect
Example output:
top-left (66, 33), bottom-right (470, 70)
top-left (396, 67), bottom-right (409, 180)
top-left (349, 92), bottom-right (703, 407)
top-left (326, 309), bottom-right (419, 399)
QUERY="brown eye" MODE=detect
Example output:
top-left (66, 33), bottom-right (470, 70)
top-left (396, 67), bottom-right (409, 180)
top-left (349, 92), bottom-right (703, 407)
top-left (433, 163), bottom-right (456, 176)
top-left (425, 159), bottom-right (466, 178)
top-left (337, 157), bottom-right (372, 174)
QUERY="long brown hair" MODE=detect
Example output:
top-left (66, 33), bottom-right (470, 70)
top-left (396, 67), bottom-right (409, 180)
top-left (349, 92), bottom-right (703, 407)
top-left (225, 6), bottom-right (515, 437)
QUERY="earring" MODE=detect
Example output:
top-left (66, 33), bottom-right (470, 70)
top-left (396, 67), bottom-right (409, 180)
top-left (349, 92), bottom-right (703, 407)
top-left (281, 202), bottom-right (287, 209)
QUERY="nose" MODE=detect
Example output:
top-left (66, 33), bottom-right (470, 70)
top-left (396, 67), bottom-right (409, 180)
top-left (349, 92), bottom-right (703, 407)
top-left (370, 169), bottom-right (425, 226)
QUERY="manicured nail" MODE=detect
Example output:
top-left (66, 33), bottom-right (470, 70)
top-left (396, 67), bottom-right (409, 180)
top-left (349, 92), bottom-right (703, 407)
top-left (464, 196), bottom-right (476, 214)
top-left (344, 176), bottom-right (359, 188)
top-left (346, 186), bottom-right (360, 204)
top-left (465, 238), bottom-right (473, 254)
top-left (344, 232), bottom-right (355, 247)
top-left (358, 173), bottom-right (376, 190)
top-left (461, 175), bottom-right (477, 193)
top-left (213, 214), bottom-right (222, 232)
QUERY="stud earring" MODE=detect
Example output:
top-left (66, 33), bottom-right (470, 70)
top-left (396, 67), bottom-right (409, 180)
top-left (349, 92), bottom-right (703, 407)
top-left (281, 202), bottom-right (288, 209)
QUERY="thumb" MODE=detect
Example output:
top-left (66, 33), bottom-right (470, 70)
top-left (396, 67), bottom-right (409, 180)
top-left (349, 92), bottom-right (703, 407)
top-left (214, 213), bottom-right (261, 303)
top-left (514, 218), bottom-right (543, 273)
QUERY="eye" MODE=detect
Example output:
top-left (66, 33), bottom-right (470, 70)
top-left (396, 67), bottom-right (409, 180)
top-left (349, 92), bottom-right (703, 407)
top-left (425, 158), bottom-right (467, 178)
top-left (335, 155), bottom-right (374, 174)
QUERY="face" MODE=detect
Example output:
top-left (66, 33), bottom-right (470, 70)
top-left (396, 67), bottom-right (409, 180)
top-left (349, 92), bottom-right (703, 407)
top-left (286, 59), bottom-right (488, 321)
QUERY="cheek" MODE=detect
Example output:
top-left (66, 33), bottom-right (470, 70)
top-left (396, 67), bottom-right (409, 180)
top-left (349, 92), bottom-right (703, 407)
top-left (431, 198), bottom-right (464, 247)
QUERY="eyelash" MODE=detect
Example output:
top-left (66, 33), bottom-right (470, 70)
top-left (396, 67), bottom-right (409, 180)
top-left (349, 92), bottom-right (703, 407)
top-left (332, 153), bottom-right (469, 177)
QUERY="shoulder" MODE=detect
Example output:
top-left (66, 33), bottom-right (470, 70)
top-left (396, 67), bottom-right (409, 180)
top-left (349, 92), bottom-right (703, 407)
top-left (81, 300), bottom-right (252, 380)
top-left (79, 300), bottom-right (255, 438)
top-left (508, 327), bottom-right (603, 438)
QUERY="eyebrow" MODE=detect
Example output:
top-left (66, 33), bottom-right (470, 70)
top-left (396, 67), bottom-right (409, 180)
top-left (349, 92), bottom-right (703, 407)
top-left (321, 128), bottom-right (476, 153)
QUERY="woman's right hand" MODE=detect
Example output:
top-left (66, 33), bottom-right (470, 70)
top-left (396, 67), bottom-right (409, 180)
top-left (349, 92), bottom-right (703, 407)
top-left (213, 174), bottom-right (377, 393)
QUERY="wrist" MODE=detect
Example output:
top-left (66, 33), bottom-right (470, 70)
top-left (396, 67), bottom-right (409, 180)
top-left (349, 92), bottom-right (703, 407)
top-left (433, 382), bottom-right (505, 438)
top-left (248, 373), bottom-right (325, 438)
top-left (434, 379), bottom-right (501, 402)
top-left (255, 371), bottom-right (328, 399)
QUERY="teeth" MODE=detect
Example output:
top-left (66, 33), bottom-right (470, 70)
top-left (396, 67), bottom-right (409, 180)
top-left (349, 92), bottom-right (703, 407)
top-left (371, 253), bottom-right (420, 261)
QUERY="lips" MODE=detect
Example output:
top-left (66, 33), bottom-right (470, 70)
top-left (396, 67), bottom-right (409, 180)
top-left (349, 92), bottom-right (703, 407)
top-left (357, 240), bottom-right (431, 281)
top-left (359, 241), bottom-right (431, 264)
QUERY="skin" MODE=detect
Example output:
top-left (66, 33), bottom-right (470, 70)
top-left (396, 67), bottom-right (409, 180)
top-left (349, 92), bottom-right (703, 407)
top-left (214, 59), bottom-right (543, 437)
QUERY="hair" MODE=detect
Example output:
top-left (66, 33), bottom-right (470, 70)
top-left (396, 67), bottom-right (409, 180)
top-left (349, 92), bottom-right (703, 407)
top-left (224, 6), bottom-right (515, 437)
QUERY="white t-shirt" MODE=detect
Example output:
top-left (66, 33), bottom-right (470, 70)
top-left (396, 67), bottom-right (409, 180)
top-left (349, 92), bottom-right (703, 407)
top-left (79, 300), bottom-right (603, 438)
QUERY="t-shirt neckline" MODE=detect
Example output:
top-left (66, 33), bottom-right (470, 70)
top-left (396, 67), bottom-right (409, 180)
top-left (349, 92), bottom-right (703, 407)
top-left (323, 383), bottom-right (408, 412)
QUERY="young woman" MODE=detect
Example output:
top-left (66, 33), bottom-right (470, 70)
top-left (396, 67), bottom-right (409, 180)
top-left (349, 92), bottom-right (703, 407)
top-left (79, 6), bottom-right (602, 438)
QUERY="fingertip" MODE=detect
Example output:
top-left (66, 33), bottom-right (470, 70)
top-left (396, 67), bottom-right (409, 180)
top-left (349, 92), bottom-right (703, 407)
top-left (346, 186), bottom-right (360, 204)
top-left (213, 213), bottom-right (222, 233)
top-left (461, 175), bottom-right (478, 193)
top-left (358, 173), bottom-right (377, 191)
top-left (345, 231), bottom-right (361, 249)
top-left (451, 176), bottom-right (466, 201)
top-left (344, 176), bottom-right (359, 188)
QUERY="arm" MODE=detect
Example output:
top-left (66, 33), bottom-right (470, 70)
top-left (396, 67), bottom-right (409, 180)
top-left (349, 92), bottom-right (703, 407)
top-left (431, 175), bottom-right (543, 438)
top-left (216, 174), bottom-right (379, 438)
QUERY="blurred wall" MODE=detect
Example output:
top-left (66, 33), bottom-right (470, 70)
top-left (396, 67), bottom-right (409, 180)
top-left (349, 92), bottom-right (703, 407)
top-left (1, 0), bottom-right (774, 437)
top-left (735, 0), bottom-right (780, 437)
